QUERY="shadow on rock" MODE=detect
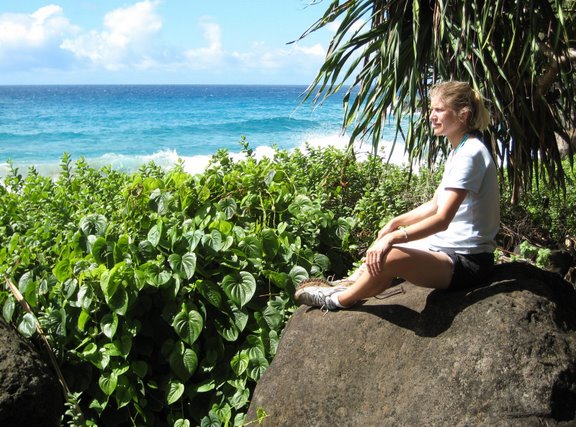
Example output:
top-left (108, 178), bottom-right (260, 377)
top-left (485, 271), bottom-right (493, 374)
top-left (353, 261), bottom-right (576, 337)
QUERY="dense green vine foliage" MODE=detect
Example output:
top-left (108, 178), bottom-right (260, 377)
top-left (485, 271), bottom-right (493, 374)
top-left (0, 147), bottom-right (425, 427)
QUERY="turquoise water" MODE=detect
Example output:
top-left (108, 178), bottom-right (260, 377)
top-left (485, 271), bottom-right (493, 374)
top-left (0, 85), bottom-right (406, 176)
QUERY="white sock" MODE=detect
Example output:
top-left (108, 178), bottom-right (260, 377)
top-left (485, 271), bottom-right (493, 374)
top-left (330, 292), bottom-right (345, 308)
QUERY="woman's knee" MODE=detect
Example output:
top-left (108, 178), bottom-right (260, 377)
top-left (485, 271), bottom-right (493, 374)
top-left (382, 247), bottom-right (411, 271)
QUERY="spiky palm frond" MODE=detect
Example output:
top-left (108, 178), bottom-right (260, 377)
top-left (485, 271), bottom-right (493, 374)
top-left (302, 0), bottom-right (576, 201)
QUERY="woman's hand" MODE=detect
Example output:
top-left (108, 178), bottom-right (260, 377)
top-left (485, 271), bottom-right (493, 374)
top-left (376, 221), bottom-right (396, 240)
top-left (365, 235), bottom-right (394, 276)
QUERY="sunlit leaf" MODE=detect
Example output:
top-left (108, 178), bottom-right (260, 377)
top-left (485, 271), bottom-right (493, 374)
top-left (3, 297), bottom-right (15, 323)
top-left (166, 380), bottom-right (185, 405)
top-left (213, 314), bottom-right (239, 342)
top-left (210, 218), bottom-right (233, 235)
top-left (172, 306), bottom-right (203, 345)
top-left (185, 229), bottom-right (204, 251)
top-left (53, 259), bottom-right (71, 282)
top-left (148, 222), bottom-right (163, 247)
top-left (200, 411), bottom-right (221, 427)
top-left (100, 268), bottom-right (119, 300)
top-left (114, 234), bottom-right (131, 262)
top-left (99, 371), bottom-right (118, 396)
top-left (18, 271), bottom-right (34, 294)
top-left (248, 356), bottom-right (269, 381)
top-left (313, 253), bottom-right (331, 272)
top-left (150, 189), bottom-right (172, 215)
top-left (230, 388), bottom-right (250, 410)
top-left (288, 265), bottom-right (308, 287)
top-left (76, 283), bottom-right (94, 310)
top-left (169, 252), bottom-right (197, 279)
top-left (203, 229), bottom-right (224, 252)
top-left (143, 261), bottom-right (171, 287)
top-left (18, 312), bottom-right (36, 338)
top-left (239, 236), bottom-right (262, 259)
top-left (193, 379), bottom-right (216, 393)
top-left (80, 214), bottom-right (108, 236)
top-left (218, 197), bottom-right (238, 218)
top-left (261, 228), bottom-right (280, 258)
top-left (174, 419), bottom-right (191, 427)
top-left (231, 305), bottom-right (249, 333)
top-left (230, 353), bottom-right (249, 376)
top-left (336, 217), bottom-right (352, 240)
top-left (264, 270), bottom-right (290, 290)
top-left (221, 272), bottom-right (256, 308)
top-left (101, 313), bottom-right (118, 339)
top-left (262, 304), bottom-right (283, 331)
top-left (288, 194), bottom-right (313, 216)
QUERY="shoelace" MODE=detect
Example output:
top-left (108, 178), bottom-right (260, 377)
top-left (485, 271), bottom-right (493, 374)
top-left (321, 302), bottom-right (332, 315)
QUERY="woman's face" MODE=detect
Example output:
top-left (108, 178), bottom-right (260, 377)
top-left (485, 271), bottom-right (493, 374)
top-left (430, 97), bottom-right (464, 138)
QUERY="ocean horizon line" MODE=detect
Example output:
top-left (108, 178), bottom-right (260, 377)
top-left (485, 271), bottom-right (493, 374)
top-left (0, 83), bottom-right (321, 88)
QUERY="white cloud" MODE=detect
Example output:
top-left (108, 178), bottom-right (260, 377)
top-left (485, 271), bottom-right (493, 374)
top-left (231, 41), bottom-right (326, 75)
top-left (0, 5), bottom-right (74, 47)
top-left (292, 42), bottom-right (325, 57)
top-left (326, 21), bottom-right (341, 33)
top-left (61, 0), bottom-right (163, 70)
top-left (180, 19), bottom-right (325, 77)
top-left (0, 5), bottom-right (78, 69)
top-left (327, 19), bottom-right (366, 35)
top-left (0, 2), bottom-right (328, 82)
top-left (183, 20), bottom-right (223, 67)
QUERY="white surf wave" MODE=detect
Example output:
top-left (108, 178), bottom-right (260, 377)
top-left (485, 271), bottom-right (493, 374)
top-left (0, 134), bottom-right (411, 180)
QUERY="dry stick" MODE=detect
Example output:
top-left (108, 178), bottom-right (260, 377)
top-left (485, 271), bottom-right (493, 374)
top-left (375, 284), bottom-right (405, 299)
top-left (5, 277), bottom-right (84, 421)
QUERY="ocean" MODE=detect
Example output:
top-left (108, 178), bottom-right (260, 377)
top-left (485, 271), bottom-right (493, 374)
top-left (0, 85), bottom-right (407, 177)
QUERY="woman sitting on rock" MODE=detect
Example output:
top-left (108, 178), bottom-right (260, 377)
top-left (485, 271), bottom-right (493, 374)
top-left (295, 80), bottom-right (500, 311)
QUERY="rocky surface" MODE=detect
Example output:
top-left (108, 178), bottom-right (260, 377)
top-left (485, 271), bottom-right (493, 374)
top-left (247, 262), bottom-right (576, 426)
top-left (0, 317), bottom-right (63, 426)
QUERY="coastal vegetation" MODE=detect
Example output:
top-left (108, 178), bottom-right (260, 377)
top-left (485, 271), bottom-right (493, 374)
top-left (1, 145), bottom-right (574, 426)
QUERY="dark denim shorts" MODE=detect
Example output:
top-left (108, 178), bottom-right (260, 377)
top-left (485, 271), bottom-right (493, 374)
top-left (441, 251), bottom-right (495, 291)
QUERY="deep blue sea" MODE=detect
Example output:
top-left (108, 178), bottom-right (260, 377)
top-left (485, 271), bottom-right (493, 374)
top-left (0, 85), bottom-right (406, 177)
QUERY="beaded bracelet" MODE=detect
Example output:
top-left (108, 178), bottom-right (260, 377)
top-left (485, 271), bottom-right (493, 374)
top-left (399, 227), bottom-right (409, 242)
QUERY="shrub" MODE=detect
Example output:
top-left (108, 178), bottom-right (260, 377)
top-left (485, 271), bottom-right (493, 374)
top-left (0, 148), bottom-right (357, 426)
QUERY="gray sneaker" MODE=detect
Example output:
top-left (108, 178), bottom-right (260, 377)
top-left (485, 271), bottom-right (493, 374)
top-left (295, 282), bottom-right (346, 311)
top-left (330, 278), bottom-right (355, 287)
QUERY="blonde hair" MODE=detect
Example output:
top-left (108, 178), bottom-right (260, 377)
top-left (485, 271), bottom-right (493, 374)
top-left (430, 81), bottom-right (491, 131)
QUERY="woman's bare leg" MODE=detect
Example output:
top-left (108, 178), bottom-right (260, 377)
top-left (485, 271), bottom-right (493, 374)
top-left (336, 246), bottom-right (454, 307)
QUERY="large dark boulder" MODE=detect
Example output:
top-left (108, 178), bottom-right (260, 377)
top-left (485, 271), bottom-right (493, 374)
top-left (0, 317), bottom-right (64, 426)
top-left (247, 262), bottom-right (576, 426)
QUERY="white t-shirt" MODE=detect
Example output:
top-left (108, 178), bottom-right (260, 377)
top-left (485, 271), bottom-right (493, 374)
top-left (427, 137), bottom-right (500, 254)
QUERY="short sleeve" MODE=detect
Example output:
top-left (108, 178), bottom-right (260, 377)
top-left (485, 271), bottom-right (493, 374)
top-left (442, 140), bottom-right (489, 194)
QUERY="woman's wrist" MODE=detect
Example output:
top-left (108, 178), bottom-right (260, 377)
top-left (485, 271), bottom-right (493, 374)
top-left (387, 219), bottom-right (401, 232)
top-left (397, 226), bottom-right (409, 242)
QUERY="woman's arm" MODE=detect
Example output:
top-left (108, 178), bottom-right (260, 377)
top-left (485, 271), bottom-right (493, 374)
top-left (366, 188), bottom-right (467, 275)
top-left (377, 192), bottom-right (440, 239)
top-left (398, 188), bottom-right (467, 242)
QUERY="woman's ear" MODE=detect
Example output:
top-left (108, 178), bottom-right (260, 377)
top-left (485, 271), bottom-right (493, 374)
top-left (458, 108), bottom-right (471, 125)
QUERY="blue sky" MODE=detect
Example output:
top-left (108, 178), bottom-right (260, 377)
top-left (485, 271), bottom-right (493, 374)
top-left (0, 1), bottom-right (339, 85)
